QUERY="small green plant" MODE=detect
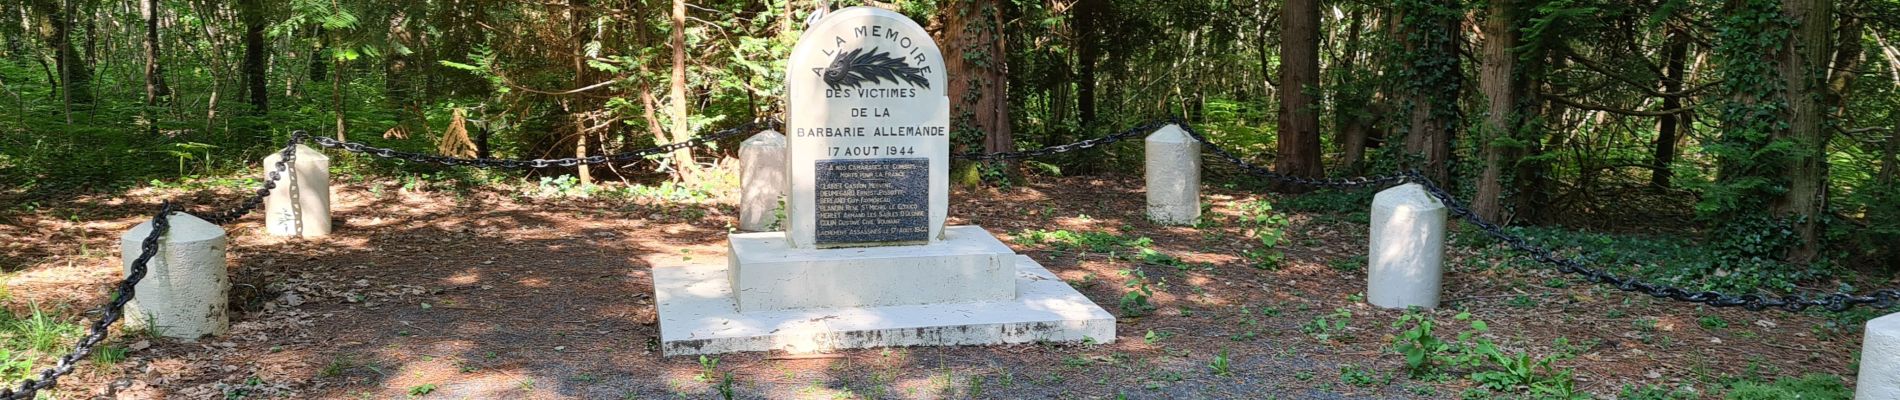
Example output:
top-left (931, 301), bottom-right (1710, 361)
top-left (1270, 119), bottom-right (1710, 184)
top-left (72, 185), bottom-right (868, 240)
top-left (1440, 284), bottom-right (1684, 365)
top-left (0, 350), bottom-right (34, 384)
top-left (407, 383), bottom-right (437, 397)
top-left (1208, 350), bottom-right (1233, 376)
top-left (1724, 373), bottom-right (1849, 400)
top-left (1339, 364), bottom-right (1382, 387)
top-left (696, 355), bottom-right (721, 382)
top-left (1507, 295), bottom-right (1536, 308)
top-left (1301, 308), bottom-right (1352, 342)
top-left (91, 343), bottom-right (128, 366)
top-left (715, 372), bottom-right (737, 400)
top-left (16, 303), bottom-right (79, 353)
top-left (1118, 268), bottom-right (1156, 316)
top-left (1391, 310), bottom-right (1452, 378)
top-left (1326, 255), bottom-right (1367, 274)
top-left (1699, 315), bottom-right (1730, 331)
top-left (1136, 247), bottom-right (1185, 269)
top-left (1237, 199), bottom-right (1291, 269)
top-left (1143, 329), bottom-right (1174, 344)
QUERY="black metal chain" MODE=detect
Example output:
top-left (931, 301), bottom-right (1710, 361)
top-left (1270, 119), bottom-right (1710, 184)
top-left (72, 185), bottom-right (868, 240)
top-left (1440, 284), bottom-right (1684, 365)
top-left (1403, 170), bottom-right (1900, 313)
top-left (953, 120), bottom-right (1173, 161)
top-left (201, 132), bottom-right (306, 225)
top-left (0, 203), bottom-right (177, 400)
top-left (305, 121), bottom-right (768, 169)
top-left (1177, 118), bottom-right (1410, 190)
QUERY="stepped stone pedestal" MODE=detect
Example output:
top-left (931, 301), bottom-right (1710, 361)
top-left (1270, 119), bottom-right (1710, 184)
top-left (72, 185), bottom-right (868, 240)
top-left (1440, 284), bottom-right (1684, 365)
top-left (656, 226), bottom-right (1114, 356)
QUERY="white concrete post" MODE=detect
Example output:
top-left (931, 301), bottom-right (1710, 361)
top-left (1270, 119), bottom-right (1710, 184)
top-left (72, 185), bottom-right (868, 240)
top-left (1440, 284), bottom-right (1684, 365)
top-left (119, 212), bottom-right (229, 339)
top-left (1367, 183), bottom-right (1447, 309)
top-left (738, 130), bottom-right (788, 232)
top-left (264, 144), bottom-right (332, 238)
top-left (1145, 124), bottom-right (1200, 225)
top-left (1858, 312), bottom-right (1900, 399)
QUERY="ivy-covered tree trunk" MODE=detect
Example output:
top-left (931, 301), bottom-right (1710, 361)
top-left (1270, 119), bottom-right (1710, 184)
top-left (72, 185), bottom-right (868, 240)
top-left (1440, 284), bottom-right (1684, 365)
top-left (942, 0), bottom-right (1015, 182)
top-left (1332, 8), bottom-right (1371, 173)
top-left (1473, 0), bottom-right (1525, 223)
top-left (1710, 0), bottom-right (1831, 264)
top-left (1274, 0), bottom-right (1323, 191)
top-left (1773, 0), bottom-right (1831, 263)
top-left (1396, 0), bottom-right (1462, 184)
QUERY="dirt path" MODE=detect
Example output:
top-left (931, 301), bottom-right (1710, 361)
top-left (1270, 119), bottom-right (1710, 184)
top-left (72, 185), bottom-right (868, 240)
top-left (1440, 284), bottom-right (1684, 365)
top-left (0, 176), bottom-right (1866, 399)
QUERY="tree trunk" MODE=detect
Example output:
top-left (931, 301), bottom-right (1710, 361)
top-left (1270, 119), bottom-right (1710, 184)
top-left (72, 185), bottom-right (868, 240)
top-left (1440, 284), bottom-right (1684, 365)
top-left (29, 0), bottom-right (92, 107)
top-left (1881, 128), bottom-right (1898, 187)
top-left (572, 0), bottom-right (592, 185)
top-left (1399, 1), bottom-right (1461, 184)
top-left (1472, 0), bottom-right (1526, 223)
top-left (309, 26), bottom-right (329, 84)
top-left (942, 0), bottom-right (1015, 181)
top-left (1334, 9), bottom-right (1370, 173)
top-left (1274, 0), bottom-right (1323, 191)
top-left (1773, 0), bottom-right (1831, 263)
top-left (142, 0), bottom-right (167, 104)
top-left (668, 0), bottom-right (700, 181)
top-left (1074, 0), bottom-right (1103, 128)
top-left (1652, 27), bottom-right (1689, 188)
top-left (141, 0), bottom-right (167, 133)
top-left (241, 0), bottom-right (268, 115)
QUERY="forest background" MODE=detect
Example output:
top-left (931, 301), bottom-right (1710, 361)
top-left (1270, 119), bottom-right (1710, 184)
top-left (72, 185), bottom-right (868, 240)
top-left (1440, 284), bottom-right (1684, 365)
top-left (2, 0), bottom-right (1897, 293)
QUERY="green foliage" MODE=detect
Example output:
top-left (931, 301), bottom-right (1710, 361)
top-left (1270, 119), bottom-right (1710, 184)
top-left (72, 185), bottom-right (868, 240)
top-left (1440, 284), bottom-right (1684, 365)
top-left (695, 355), bottom-right (721, 383)
top-left (1469, 225), bottom-right (1834, 293)
top-left (1207, 350), bottom-right (1233, 377)
top-left (1301, 308), bottom-right (1353, 342)
top-left (1235, 199), bottom-right (1291, 270)
top-left (1619, 384), bottom-right (1699, 400)
top-left (1724, 374), bottom-right (1850, 400)
top-left (1117, 268), bottom-right (1156, 316)
top-left (1388, 311), bottom-right (1582, 397)
top-left (1391, 311), bottom-right (1452, 379)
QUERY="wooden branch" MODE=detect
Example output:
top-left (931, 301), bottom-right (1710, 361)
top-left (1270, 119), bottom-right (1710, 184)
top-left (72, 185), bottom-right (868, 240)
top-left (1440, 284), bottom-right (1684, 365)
top-left (1540, 94), bottom-right (1698, 117)
top-left (1562, 48), bottom-right (1722, 98)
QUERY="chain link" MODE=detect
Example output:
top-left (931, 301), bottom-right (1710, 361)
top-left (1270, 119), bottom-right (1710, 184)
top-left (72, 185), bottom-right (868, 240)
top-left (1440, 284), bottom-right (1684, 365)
top-left (201, 132), bottom-right (307, 225)
top-left (0, 203), bottom-right (177, 400)
top-left (1403, 170), bottom-right (1900, 313)
top-left (953, 120), bottom-right (1172, 161)
top-left (306, 121), bottom-right (768, 169)
top-left (1177, 118), bottom-right (1411, 189)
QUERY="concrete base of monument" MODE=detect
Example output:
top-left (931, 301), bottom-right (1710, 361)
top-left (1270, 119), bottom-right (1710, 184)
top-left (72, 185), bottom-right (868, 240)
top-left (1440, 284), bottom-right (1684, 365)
top-left (653, 254), bottom-right (1116, 356)
top-left (727, 226), bottom-right (1017, 312)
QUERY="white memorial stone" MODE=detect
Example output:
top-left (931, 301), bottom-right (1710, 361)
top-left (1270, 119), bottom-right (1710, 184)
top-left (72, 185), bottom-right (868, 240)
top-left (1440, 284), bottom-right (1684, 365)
top-left (738, 130), bottom-right (788, 232)
top-left (120, 212), bottom-right (228, 339)
top-left (653, 7), bottom-right (1114, 355)
top-left (783, 8), bottom-right (950, 249)
top-left (1145, 124), bottom-right (1201, 225)
top-left (1858, 312), bottom-right (1900, 400)
top-left (263, 144), bottom-right (332, 238)
top-left (1367, 183), bottom-right (1447, 309)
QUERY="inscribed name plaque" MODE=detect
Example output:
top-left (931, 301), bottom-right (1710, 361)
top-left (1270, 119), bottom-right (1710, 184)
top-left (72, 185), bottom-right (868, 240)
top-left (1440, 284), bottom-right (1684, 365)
top-left (815, 158), bottom-right (930, 244)
top-left (786, 7), bottom-right (950, 249)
